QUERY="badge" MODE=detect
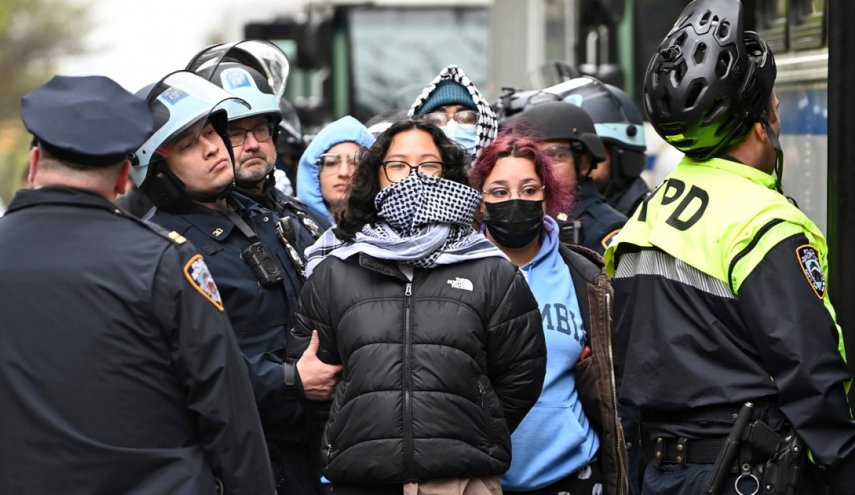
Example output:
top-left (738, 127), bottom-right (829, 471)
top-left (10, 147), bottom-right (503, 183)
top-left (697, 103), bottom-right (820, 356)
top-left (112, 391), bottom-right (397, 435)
top-left (183, 254), bottom-right (224, 311)
top-left (160, 87), bottom-right (188, 105)
top-left (224, 68), bottom-right (252, 89)
top-left (796, 245), bottom-right (825, 299)
top-left (601, 228), bottom-right (621, 249)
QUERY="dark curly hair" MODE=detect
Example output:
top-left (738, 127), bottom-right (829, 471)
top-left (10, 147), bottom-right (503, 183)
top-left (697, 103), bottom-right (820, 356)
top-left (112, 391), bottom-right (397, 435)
top-left (334, 120), bottom-right (471, 241)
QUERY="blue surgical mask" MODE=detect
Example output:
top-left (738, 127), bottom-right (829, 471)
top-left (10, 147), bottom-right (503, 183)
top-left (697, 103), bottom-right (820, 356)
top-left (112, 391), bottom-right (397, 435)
top-left (443, 120), bottom-right (478, 155)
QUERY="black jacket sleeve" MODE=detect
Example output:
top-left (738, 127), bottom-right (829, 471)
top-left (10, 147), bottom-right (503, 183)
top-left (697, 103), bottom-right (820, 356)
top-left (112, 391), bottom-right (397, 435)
top-left (288, 261), bottom-right (338, 365)
top-left (737, 233), bottom-right (855, 481)
top-left (154, 245), bottom-right (276, 495)
top-left (485, 268), bottom-right (547, 432)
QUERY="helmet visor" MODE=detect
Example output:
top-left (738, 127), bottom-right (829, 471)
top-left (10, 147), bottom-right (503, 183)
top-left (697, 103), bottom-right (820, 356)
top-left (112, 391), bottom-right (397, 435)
top-left (186, 40), bottom-right (290, 99)
top-left (131, 71), bottom-right (249, 185)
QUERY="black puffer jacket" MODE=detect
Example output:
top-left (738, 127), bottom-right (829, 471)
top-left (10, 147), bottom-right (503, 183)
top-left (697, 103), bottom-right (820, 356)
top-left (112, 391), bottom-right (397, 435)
top-left (289, 253), bottom-right (546, 484)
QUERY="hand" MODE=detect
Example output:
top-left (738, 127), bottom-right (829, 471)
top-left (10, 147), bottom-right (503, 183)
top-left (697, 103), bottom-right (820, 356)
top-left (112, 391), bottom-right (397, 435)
top-left (296, 330), bottom-right (342, 400)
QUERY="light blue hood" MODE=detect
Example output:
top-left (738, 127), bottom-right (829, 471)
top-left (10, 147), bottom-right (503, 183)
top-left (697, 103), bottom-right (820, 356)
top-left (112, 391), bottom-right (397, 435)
top-left (296, 116), bottom-right (375, 223)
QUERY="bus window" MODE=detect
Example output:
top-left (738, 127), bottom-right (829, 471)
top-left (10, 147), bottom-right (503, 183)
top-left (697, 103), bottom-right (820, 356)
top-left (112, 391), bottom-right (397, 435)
top-left (347, 7), bottom-right (488, 122)
top-left (792, 0), bottom-right (825, 50)
top-left (757, 0), bottom-right (788, 53)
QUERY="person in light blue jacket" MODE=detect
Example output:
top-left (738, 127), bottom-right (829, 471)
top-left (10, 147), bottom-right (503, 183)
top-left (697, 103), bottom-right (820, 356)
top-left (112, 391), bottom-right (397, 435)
top-left (471, 130), bottom-right (627, 495)
top-left (296, 116), bottom-right (375, 224)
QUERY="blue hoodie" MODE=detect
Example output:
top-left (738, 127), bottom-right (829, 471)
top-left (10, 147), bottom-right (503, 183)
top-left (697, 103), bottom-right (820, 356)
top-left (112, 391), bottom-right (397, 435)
top-left (501, 216), bottom-right (599, 491)
top-left (295, 116), bottom-right (375, 223)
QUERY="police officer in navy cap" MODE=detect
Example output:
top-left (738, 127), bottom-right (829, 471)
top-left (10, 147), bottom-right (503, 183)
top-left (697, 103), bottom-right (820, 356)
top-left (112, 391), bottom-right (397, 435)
top-left (510, 101), bottom-right (628, 254)
top-left (0, 75), bottom-right (275, 494)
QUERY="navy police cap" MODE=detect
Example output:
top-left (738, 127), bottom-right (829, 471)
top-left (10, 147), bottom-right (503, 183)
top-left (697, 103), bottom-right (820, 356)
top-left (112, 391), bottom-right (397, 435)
top-left (21, 75), bottom-right (155, 167)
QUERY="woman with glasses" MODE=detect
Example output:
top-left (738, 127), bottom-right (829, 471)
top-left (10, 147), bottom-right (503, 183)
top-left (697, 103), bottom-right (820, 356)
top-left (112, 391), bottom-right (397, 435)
top-left (509, 101), bottom-right (628, 255)
top-left (289, 120), bottom-right (547, 495)
top-left (470, 131), bottom-right (628, 495)
top-left (296, 116), bottom-right (375, 224)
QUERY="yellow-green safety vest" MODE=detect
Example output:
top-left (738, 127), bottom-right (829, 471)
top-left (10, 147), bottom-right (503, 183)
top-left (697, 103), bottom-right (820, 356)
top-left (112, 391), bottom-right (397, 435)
top-left (604, 156), bottom-right (845, 362)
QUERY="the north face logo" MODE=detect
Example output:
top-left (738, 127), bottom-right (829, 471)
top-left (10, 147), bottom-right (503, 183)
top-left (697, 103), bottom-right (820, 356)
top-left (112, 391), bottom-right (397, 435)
top-left (447, 277), bottom-right (473, 291)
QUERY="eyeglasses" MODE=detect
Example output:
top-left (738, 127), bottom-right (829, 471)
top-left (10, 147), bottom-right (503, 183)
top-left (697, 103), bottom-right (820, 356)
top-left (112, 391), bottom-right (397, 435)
top-left (482, 184), bottom-right (546, 203)
top-left (228, 122), bottom-right (275, 147)
top-left (319, 152), bottom-right (360, 174)
top-left (419, 110), bottom-right (479, 128)
top-left (541, 142), bottom-right (585, 163)
top-left (381, 160), bottom-right (445, 183)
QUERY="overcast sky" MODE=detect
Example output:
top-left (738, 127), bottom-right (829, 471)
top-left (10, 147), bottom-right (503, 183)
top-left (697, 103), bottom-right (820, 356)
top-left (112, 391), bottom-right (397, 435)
top-left (60, 0), bottom-right (295, 92)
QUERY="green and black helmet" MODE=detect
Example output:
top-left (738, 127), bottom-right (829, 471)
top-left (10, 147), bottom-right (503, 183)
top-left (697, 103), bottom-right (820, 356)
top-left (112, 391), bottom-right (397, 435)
top-left (643, 0), bottom-right (776, 160)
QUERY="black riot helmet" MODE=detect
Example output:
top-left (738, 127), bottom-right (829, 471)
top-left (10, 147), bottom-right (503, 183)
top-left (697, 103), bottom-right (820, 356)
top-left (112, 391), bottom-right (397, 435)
top-left (642, 0), bottom-right (776, 161)
top-left (551, 76), bottom-right (647, 188)
top-left (512, 101), bottom-right (607, 169)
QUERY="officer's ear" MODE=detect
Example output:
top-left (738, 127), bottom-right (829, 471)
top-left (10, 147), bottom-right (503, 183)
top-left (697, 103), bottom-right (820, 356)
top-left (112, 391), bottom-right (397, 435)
top-left (113, 161), bottom-right (132, 198)
top-left (752, 120), bottom-right (766, 139)
top-left (28, 146), bottom-right (40, 185)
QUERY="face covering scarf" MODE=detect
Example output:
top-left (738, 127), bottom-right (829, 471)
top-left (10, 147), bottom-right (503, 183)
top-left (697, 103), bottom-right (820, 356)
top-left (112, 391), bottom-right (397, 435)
top-left (304, 173), bottom-right (507, 276)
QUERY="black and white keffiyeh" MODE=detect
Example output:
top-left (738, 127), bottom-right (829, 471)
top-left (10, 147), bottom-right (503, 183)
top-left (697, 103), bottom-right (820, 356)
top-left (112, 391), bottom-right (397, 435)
top-left (304, 175), bottom-right (507, 276)
top-left (407, 64), bottom-right (498, 160)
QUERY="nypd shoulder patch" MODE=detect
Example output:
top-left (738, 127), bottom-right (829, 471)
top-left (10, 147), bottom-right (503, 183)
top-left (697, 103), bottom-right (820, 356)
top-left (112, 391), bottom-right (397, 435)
top-left (796, 245), bottom-right (825, 299)
top-left (184, 254), bottom-right (224, 311)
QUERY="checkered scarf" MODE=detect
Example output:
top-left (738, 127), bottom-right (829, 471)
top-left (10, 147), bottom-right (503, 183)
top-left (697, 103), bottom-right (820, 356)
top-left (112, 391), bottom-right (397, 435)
top-left (407, 64), bottom-right (498, 160)
top-left (304, 175), bottom-right (507, 276)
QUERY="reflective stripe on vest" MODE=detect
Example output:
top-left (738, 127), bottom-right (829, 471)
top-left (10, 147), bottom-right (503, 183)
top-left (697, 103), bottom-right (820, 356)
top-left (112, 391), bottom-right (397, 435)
top-left (605, 156), bottom-right (845, 362)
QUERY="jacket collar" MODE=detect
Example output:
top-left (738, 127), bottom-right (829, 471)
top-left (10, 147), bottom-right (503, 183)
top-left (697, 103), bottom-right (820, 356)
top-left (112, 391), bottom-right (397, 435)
top-left (7, 187), bottom-right (118, 214)
top-left (683, 156), bottom-right (777, 190)
top-left (357, 252), bottom-right (410, 282)
top-left (150, 192), bottom-right (267, 243)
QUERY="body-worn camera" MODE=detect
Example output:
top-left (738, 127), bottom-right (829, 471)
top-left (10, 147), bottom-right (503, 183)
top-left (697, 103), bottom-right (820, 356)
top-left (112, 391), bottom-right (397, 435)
top-left (240, 241), bottom-right (283, 287)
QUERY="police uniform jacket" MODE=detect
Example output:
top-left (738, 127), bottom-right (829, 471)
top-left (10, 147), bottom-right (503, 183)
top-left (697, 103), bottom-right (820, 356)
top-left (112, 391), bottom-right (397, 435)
top-left (606, 176), bottom-right (650, 217)
top-left (246, 184), bottom-right (331, 241)
top-left (288, 253), bottom-right (546, 484)
top-left (557, 180), bottom-right (627, 254)
top-left (0, 187), bottom-right (274, 494)
top-left (147, 192), bottom-right (306, 445)
top-left (605, 157), bottom-right (855, 487)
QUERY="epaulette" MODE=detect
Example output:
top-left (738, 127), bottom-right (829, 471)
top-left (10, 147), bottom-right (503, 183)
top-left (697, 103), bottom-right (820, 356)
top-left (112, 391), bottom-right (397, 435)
top-left (119, 210), bottom-right (192, 248)
top-left (167, 231), bottom-right (187, 245)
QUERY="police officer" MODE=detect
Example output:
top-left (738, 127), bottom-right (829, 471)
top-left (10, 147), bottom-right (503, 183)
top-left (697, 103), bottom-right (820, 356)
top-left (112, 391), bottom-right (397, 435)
top-left (187, 40), bottom-right (330, 239)
top-left (512, 101), bottom-right (627, 254)
top-left (130, 71), bottom-right (340, 495)
top-left (0, 75), bottom-right (274, 494)
top-left (560, 77), bottom-right (651, 216)
top-left (605, 1), bottom-right (855, 493)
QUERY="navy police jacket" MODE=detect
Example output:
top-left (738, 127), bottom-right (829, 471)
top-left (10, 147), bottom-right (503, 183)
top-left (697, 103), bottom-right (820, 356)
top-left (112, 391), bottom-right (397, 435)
top-left (557, 180), bottom-right (627, 254)
top-left (147, 192), bottom-right (307, 445)
top-left (0, 187), bottom-right (274, 494)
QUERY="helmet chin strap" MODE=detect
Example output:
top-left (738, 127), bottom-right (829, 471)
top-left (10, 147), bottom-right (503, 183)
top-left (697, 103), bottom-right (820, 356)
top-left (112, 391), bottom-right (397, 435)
top-left (759, 116), bottom-right (784, 194)
top-left (187, 181), bottom-right (234, 204)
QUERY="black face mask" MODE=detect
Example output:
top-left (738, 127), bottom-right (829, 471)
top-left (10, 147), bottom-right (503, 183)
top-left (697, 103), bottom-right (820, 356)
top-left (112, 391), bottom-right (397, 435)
top-left (483, 199), bottom-right (544, 249)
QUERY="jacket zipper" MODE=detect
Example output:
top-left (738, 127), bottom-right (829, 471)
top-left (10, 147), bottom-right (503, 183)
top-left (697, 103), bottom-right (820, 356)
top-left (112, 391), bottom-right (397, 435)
top-left (403, 282), bottom-right (414, 480)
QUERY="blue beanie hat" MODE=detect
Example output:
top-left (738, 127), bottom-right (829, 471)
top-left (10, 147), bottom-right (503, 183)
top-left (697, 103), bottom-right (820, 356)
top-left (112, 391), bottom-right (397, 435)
top-left (416, 80), bottom-right (475, 115)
